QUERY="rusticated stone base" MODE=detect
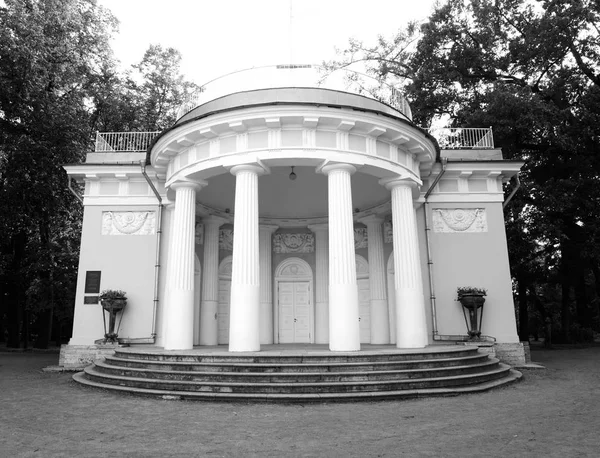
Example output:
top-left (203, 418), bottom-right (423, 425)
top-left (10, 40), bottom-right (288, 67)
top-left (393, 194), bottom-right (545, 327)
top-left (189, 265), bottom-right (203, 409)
top-left (457, 341), bottom-right (529, 366)
top-left (494, 342), bottom-right (529, 365)
top-left (59, 344), bottom-right (119, 370)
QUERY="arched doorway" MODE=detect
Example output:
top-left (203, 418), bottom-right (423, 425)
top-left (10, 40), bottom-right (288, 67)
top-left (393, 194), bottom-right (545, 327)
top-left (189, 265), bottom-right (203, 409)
top-left (217, 256), bottom-right (232, 344)
top-left (387, 252), bottom-right (396, 344)
top-left (274, 257), bottom-right (314, 344)
top-left (356, 254), bottom-right (371, 343)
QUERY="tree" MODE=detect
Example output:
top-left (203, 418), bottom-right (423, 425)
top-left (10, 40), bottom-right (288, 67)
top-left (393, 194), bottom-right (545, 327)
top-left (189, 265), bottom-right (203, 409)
top-left (0, 0), bottom-right (117, 347)
top-left (0, 2), bottom-right (201, 348)
top-left (329, 0), bottom-right (600, 341)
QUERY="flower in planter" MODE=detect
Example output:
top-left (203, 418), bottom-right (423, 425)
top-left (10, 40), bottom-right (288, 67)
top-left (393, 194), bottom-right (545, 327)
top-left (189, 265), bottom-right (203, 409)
top-left (99, 289), bottom-right (127, 301)
top-left (456, 287), bottom-right (487, 300)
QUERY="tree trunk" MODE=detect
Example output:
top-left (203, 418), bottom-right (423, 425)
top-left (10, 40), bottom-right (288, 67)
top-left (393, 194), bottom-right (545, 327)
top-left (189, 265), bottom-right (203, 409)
top-left (6, 231), bottom-right (27, 348)
top-left (34, 216), bottom-right (54, 349)
top-left (517, 274), bottom-right (529, 341)
top-left (34, 309), bottom-right (53, 349)
top-left (573, 269), bottom-right (590, 328)
top-left (591, 262), bottom-right (600, 332)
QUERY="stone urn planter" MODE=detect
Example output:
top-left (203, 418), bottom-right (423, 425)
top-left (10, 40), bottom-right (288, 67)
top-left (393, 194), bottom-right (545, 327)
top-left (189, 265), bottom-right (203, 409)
top-left (99, 290), bottom-right (127, 343)
top-left (456, 287), bottom-right (487, 340)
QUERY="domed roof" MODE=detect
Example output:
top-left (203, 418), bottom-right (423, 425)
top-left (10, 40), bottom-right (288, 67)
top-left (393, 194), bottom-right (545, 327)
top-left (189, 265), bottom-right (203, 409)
top-left (176, 64), bottom-right (412, 122)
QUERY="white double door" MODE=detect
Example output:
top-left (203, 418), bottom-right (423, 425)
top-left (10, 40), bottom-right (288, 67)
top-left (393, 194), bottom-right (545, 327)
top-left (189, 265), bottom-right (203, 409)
top-left (278, 281), bottom-right (311, 343)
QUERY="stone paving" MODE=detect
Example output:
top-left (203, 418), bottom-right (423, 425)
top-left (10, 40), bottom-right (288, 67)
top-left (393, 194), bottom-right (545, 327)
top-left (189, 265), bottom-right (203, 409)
top-left (1, 344), bottom-right (599, 457)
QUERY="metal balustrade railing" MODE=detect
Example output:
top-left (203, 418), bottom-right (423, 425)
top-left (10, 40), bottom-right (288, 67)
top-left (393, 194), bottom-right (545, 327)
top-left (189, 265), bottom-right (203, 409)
top-left (427, 127), bottom-right (494, 149)
top-left (94, 131), bottom-right (160, 153)
top-left (93, 128), bottom-right (494, 153)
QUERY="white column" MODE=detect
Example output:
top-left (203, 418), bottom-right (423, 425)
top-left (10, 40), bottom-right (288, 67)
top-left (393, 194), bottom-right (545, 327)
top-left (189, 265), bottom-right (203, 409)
top-left (360, 216), bottom-right (389, 344)
top-left (307, 223), bottom-right (329, 344)
top-left (229, 164), bottom-right (266, 352)
top-left (259, 224), bottom-right (278, 344)
top-left (380, 177), bottom-right (428, 348)
top-left (321, 163), bottom-right (360, 351)
top-left (163, 180), bottom-right (205, 350)
top-left (199, 215), bottom-right (226, 345)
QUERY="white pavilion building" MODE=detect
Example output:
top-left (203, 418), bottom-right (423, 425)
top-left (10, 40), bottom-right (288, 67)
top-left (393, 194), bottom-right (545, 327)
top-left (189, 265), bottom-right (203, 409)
top-left (61, 65), bottom-right (527, 367)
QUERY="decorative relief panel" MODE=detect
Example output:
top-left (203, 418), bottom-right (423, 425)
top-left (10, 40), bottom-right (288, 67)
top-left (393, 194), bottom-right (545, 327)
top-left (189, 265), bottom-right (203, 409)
top-left (195, 223), bottom-right (204, 245)
top-left (102, 211), bottom-right (156, 235)
top-left (432, 208), bottom-right (488, 233)
top-left (384, 221), bottom-right (393, 244)
top-left (219, 229), bottom-right (234, 251)
top-left (273, 233), bottom-right (314, 253)
top-left (354, 228), bottom-right (368, 249)
top-left (279, 262), bottom-right (311, 277)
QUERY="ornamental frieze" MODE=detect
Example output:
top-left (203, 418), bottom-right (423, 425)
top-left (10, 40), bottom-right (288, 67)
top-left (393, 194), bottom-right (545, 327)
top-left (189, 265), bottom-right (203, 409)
top-left (195, 223), bottom-right (204, 245)
top-left (273, 233), bottom-right (314, 253)
top-left (219, 229), bottom-right (234, 251)
top-left (432, 208), bottom-right (488, 233)
top-left (101, 211), bottom-right (156, 235)
top-left (383, 221), bottom-right (393, 244)
top-left (354, 228), bottom-right (368, 249)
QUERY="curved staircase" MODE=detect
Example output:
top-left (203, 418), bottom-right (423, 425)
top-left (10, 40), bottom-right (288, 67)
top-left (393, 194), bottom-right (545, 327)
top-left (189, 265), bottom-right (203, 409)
top-left (73, 345), bottom-right (521, 402)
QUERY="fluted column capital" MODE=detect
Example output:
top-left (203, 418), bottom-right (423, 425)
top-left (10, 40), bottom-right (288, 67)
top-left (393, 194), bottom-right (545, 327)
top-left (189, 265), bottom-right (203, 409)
top-left (202, 215), bottom-right (227, 227)
top-left (169, 178), bottom-right (207, 192)
top-left (359, 215), bottom-right (385, 226)
top-left (379, 175), bottom-right (421, 195)
top-left (230, 163), bottom-right (269, 177)
top-left (259, 224), bottom-right (279, 234)
top-left (318, 162), bottom-right (357, 176)
top-left (307, 223), bottom-right (328, 233)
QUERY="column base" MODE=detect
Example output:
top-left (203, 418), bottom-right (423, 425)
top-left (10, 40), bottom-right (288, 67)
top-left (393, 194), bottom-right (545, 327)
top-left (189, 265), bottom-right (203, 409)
top-left (395, 288), bottom-right (428, 348)
top-left (328, 284), bottom-right (360, 352)
top-left (259, 301), bottom-right (274, 345)
top-left (370, 298), bottom-right (390, 344)
top-left (164, 289), bottom-right (194, 350)
top-left (229, 284), bottom-right (260, 352)
top-left (314, 301), bottom-right (329, 344)
top-left (199, 300), bottom-right (218, 346)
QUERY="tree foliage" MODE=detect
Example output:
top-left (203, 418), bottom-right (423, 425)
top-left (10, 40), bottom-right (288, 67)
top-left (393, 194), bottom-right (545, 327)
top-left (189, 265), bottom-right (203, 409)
top-left (330, 0), bottom-right (600, 341)
top-left (0, 0), bottom-right (198, 347)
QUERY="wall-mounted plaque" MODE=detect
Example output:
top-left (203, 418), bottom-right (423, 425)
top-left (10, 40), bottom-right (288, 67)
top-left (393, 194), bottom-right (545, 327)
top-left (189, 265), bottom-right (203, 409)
top-left (84, 296), bottom-right (99, 304)
top-left (84, 271), bottom-right (101, 294)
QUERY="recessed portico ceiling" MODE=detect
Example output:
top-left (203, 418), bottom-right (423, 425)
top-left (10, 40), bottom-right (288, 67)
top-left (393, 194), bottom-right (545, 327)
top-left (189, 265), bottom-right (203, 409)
top-left (199, 166), bottom-right (389, 219)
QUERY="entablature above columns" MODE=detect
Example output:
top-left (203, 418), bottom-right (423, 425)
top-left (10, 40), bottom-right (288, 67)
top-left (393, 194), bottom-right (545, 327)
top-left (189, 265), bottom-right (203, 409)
top-left (419, 160), bottom-right (524, 203)
top-left (63, 164), bottom-right (167, 206)
top-left (152, 104), bottom-right (437, 185)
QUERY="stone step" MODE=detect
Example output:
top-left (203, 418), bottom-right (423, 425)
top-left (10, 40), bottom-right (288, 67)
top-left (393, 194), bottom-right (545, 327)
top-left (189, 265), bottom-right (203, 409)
top-left (103, 352), bottom-right (491, 373)
top-left (73, 369), bottom-right (522, 403)
top-left (93, 358), bottom-right (500, 383)
top-left (82, 363), bottom-right (511, 394)
top-left (112, 346), bottom-right (480, 364)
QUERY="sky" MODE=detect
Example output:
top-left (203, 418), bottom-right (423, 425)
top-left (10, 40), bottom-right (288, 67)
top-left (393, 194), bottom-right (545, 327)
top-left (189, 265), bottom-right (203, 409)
top-left (98, 0), bottom-right (438, 85)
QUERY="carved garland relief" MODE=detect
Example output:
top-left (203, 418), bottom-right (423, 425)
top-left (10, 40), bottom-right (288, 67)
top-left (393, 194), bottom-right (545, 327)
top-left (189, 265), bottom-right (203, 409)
top-left (195, 223), bottom-right (204, 245)
top-left (273, 233), bottom-right (314, 253)
top-left (384, 221), bottom-right (393, 244)
top-left (432, 208), bottom-right (488, 233)
top-left (101, 211), bottom-right (156, 235)
top-left (219, 229), bottom-right (234, 251)
top-left (354, 228), bottom-right (368, 249)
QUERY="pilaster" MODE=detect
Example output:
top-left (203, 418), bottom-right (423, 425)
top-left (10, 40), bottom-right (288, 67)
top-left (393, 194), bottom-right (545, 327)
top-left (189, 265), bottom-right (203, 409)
top-left (308, 223), bottom-right (329, 344)
top-left (360, 216), bottom-right (389, 344)
top-left (199, 215), bottom-right (226, 345)
top-left (259, 224), bottom-right (278, 344)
